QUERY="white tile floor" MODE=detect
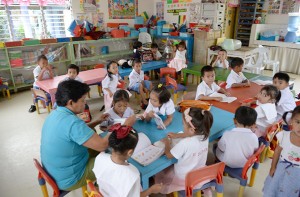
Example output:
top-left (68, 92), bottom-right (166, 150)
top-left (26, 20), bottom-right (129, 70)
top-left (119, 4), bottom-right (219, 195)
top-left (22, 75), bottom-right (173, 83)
top-left (0, 70), bottom-right (299, 197)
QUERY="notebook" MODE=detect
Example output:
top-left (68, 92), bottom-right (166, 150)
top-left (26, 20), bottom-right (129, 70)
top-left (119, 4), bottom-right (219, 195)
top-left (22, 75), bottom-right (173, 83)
top-left (209, 92), bottom-right (237, 103)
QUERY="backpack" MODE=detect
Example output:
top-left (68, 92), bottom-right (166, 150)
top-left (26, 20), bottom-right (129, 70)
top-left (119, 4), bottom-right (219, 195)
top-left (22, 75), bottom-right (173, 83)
top-left (141, 50), bottom-right (154, 62)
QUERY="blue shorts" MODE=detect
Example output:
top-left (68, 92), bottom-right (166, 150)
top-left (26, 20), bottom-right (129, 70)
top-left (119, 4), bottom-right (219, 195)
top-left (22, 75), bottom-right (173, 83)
top-left (129, 80), bottom-right (151, 93)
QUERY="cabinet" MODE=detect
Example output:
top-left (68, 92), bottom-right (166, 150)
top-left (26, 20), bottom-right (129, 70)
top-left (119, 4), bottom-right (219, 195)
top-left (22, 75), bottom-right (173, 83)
top-left (201, 3), bottom-right (226, 32)
top-left (193, 30), bottom-right (222, 65)
top-left (235, 0), bottom-right (265, 46)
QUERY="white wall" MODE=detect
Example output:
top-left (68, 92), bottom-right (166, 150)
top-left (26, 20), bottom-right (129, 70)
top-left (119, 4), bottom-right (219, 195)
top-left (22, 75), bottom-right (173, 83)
top-left (265, 14), bottom-right (289, 25)
top-left (71, 0), bottom-right (154, 27)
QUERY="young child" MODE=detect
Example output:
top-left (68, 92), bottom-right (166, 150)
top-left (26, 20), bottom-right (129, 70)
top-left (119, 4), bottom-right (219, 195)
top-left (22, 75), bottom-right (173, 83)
top-left (263, 106), bottom-right (300, 197)
top-left (102, 61), bottom-right (123, 112)
top-left (226, 57), bottom-right (250, 89)
top-left (195, 65), bottom-right (230, 101)
top-left (63, 64), bottom-right (83, 82)
top-left (29, 55), bottom-right (53, 113)
top-left (93, 118), bottom-right (162, 197)
top-left (215, 106), bottom-right (259, 168)
top-left (212, 49), bottom-right (229, 69)
top-left (242, 85), bottom-right (279, 137)
top-left (133, 41), bottom-right (143, 60)
top-left (167, 41), bottom-right (187, 72)
top-left (155, 107), bottom-right (213, 194)
top-left (105, 89), bottom-right (134, 119)
top-left (143, 85), bottom-right (175, 129)
top-left (273, 72), bottom-right (296, 118)
top-left (128, 58), bottom-right (152, 109)
top-left (151, 43), bottom-right (162, 60)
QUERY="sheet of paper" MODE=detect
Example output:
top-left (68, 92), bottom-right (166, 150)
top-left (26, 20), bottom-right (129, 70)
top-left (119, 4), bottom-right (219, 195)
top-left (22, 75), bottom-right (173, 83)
top-left (253, 80), bottom-right (272, 86)
top-left (153, 114), bottom-right (166, 129)
top-left (209, 92), bottom-right (237, 103)
top-left (113, 118), bottom-right (126, 125)
top-left (133, 133), bottom-right (152, 155)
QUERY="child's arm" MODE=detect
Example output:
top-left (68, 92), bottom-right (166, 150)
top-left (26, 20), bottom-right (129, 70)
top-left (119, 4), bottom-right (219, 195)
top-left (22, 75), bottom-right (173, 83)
top-left (162, 114), bottom-right (173, 128)
top-left (269, 145), bottom-right (282, 177)
top-left (212, 56), bottom-right (219, 67)
top-left (168, 132), bottom-right (190, 139)
top-left (140, 184), bottom-right (162, 197)
top-left (230, 81), bottom-right (250, 88)
top-left (144, 110), bottom-right (155, 122)
top-left (104, 88), bottom-right (113, 97)
top-left (221, 59), bottom-right (228, 69)
top-left (198, 95), bottom-right (223, 101)
top-left (162, 137), bottom-right (174, 159)
top-left (37, 66), bottom-right (53, 81)
top-left (218, 88), bottom-right (230, 96)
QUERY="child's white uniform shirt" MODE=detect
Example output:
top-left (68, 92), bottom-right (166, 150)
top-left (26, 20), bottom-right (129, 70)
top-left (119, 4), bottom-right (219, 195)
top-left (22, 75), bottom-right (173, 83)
top-left (255, 101), bottom-right (277, 130)
top-left (102, 74), bottom-right (122, 95)
top-left (215, 59), bottom-right (229, 68)
top-left (93, 152), bottom-right (141, 197)
top-left (171, 135), bottom-right (208, 181)
top-left (216, 128), bottom-right (259, 168)
top-left (195, 81), bottom-right (221, 100)
top-left (105, 107), bottom-right (134, 119)
top-left (62, 76), bottom-right (83, 83)
top-left (129, 69), bottom-right (144, 88)
top-left (145, 99), bottom-right (175, 116)
top-left (155, 51), bottom-right (162, 59)
top-left (276, 86), bottom-right (296, 117)
top-left (174, 50), bottom-right (186, 61)
top-left (33, 65), bottom-right (51, 87)
top-left (277, 131), bottom-right (300, 167)
top-left (226, 70), bottom-right (247, 89)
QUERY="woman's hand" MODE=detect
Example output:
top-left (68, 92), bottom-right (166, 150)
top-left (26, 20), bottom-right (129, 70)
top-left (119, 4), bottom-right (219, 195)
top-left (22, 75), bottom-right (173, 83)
top-left (167, 132), bottom-right (178, 139)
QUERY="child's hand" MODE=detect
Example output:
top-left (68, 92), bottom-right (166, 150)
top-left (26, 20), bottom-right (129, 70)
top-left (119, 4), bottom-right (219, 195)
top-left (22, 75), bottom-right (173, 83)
top-left (157, 125), bottom-right (164, 130)
top-left (150, 183), bottom-right (162, 194)
top-left (99, 113), bottom-right (110, 122)
top-left (161, 137), bottom-right (171, 145)
top-left (108, 91), bottom-right (113, 97)
top-left (224, 92), bottom-right (231, 96)
top-left (214, 97), bottom-right (223, 101)
top-left (269, 167), bottom-right (276, 177)
top-left (167, 132), bottom-right (178, 139)
top-left (124, 115), bottom-right (136, 127)
top-left (148, 111), bottom-right (155, 118)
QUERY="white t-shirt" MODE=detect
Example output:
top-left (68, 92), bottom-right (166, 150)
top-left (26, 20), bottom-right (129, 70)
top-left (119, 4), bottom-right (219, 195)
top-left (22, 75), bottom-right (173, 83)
top-left (93, 152), bottom-right (141, 197)
top-left (105, 107), bottom-right (134, 119)
top-left (215, 59), bottom-right (229, 68)
top-left (145, 99), bottom-right (175, 116)
top-left (33, 65), bottom-right (51, 87)
top-left (216, 128), bottom-right (259, 168)
top-left (129, 69), bottom-right (144, 88)
top-left (155, 51), bottom-right (162, 59)
top-left (62, 76), bottom-right (83, 83)
top-left (171, 135), bottom-right (208, 181)
top-left (255, 101), bottom-right (277, 130)
top-left (174, 50), bottom-right (186, 61)
top-left (276, 87), bottom-right (296, 117)
top-left (277, 131), bottom-right (300, 167)
top-left (226, 70), bottom-right (247, 89)
top-left (195, 81), bottom-right (221, 100)
top-left (102, 74), bottom-right (121, 95)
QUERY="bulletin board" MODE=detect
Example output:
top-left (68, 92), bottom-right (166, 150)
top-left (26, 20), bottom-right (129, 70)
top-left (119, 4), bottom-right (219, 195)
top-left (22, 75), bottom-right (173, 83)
top-left (165, 1), bottom-right (191, 24)
top-left (108, 0), bottom-right (138, 19)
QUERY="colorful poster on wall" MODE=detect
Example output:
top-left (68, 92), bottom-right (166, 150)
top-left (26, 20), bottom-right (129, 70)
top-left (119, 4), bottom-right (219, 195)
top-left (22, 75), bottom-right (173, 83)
top-left (156, 2), bottom-right (164, 19)
top-left (167, 0), bottom-right (191, 4)
top-left (108, 0), bottom-right (138, 19)
top-left (189, 2), bottom-right (201, 23)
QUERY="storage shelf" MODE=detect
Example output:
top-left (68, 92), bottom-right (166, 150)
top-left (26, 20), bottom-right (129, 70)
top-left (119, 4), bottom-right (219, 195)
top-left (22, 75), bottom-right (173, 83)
top-left (75, 50), bottom-right (132, 62)
top-left (11, 59), bottom-right (70, 70)
top-left (237, 32), bottom-right (251, 35)
top-left (6, 42), bottom-right (70, 49)
top-left (71, 37), bottom-right (138, 45)
top-left (0, 67), bottom-right (10, 71)
top-left (239, 17), bottom-right (255, 20)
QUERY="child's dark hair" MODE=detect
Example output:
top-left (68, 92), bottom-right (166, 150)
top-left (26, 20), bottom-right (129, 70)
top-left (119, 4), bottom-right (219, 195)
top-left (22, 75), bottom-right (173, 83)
top-left (133, 41), bottom-right (142, 49)
top-left (132, 58), bottom-right (142, 67)
top-left (283, 106), bottom-right (300, 126)
top-left (68, 64), bottom-right (79, 74)
top-left (106, 61), bottom-right (118, 81)
top-left (185, 108), bottom-right (213, 140)
top-left (201, 65), bottom-right (214, 77)
top-left (219, 49), bottom-right (227, 54)
top-left (56, 80), bottom-right (90, 107)
top-left (151, 43), bottom-right (159, 49)
top-left (152, 84), bottom-right (171, 105)
top-left (230, 57), bottom-right (244, 69)
top-left (260, 85), bottom-right (280, 104)
top-left (109, 129), bottom-right (138, 154)
top-left (37, 54), bottom-right (48, 62)
top-left (113, 89), bottom-right (129, 104)
top-left (273, 72), bottom-right (290, 83)
top-left (177, 41), bottom-right (186, 49)
top-left (235, 106), bottom-right (257, 127)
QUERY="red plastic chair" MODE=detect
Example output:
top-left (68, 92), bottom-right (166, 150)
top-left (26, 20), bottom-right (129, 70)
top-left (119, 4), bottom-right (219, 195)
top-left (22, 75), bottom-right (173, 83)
top-left (33, 158), bottom-right (87, 197)
top-left (165, 75), bottom-right (187, 104)
top-left (86, 179), bottom-right (103, 197)
top-left (224, 144), bottom-right (265, 197)
top-left (160, 67), bottom-right (177, 84)
top-left (218, 82), bottom-right (227, 89)
top-left (184, 162), bottom-right (225, 197)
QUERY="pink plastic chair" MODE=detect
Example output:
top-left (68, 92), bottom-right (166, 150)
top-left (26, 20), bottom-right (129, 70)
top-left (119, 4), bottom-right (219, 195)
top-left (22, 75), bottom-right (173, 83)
top-left (86, 179), bottom-right (103, 197)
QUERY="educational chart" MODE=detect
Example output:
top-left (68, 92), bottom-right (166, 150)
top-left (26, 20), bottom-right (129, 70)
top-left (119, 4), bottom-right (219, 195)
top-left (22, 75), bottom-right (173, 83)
top-left (268, 0), bottom-right (297, 14)
top-left (156, 2), bottom-right (164, 19)
top-left (188, 2), bottom-right (201, 23)
top-left (108, 0), bottom-right (138, 19)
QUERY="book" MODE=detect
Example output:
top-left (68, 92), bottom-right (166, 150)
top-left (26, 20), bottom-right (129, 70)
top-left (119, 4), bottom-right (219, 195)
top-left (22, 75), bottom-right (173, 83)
top-left (131, 133), bottom-right (165, 166)
top-left (153, 113), bottom-right (166, 130)
top-left (209, 92), bottom-right (237, 103)
top-left (252, 80), bottom-right (272, 86)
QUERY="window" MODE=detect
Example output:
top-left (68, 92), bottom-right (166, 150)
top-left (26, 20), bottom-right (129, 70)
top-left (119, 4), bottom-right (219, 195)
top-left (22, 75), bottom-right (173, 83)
top-left (0, 3), bottom-right (71, 41)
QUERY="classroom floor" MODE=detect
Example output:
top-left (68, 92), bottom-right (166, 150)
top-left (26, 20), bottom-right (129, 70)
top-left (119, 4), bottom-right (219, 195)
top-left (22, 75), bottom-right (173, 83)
top-left (0, 70), bottom-right (299, 197)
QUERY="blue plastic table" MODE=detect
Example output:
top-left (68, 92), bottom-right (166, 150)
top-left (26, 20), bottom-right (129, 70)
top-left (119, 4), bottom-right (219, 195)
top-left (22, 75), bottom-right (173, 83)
top-left (118, 60), bottom-right (167, 77)
top-left (130, 106), bottom-right (234, 189)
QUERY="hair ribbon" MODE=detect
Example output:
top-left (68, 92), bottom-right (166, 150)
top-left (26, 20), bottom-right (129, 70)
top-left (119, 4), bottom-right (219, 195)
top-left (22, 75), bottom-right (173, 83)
top-left (184, 108), bottom-right (195, 130)
top-left (109, 123), bottom-right (134, 139)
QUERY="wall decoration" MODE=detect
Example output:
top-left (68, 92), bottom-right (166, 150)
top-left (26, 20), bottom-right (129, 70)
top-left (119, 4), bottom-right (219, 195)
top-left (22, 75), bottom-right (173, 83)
top-left (281, 0), bottom-right (296, 14)
top-left (189, 2), bottom-right (201, 23)
top-left (108, 0), bottom-right (138, 19)
top-left (167, 0), bottom-right (192, 4)
top-left (268, 0), bottom-right (281, 14)
top-left (156, 2), bottom-right (164, 19)
top-left (167, 8), bottom-right (187, 15)
top-left (268, 0), bottom-right (297, 14)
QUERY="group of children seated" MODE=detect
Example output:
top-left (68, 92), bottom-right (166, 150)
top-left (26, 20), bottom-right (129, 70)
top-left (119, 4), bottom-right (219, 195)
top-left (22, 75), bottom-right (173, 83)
top-left (30, 46), bottom-right (299, 196)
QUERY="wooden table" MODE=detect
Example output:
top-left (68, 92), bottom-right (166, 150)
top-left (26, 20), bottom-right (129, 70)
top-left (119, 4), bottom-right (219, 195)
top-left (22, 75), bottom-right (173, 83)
top-left (36, 68), bottom-right (107, 104)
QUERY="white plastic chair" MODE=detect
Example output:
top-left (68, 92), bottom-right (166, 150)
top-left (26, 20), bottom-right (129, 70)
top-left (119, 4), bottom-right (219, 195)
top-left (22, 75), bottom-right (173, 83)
top-left (243, 46), bottom-right (279, 75)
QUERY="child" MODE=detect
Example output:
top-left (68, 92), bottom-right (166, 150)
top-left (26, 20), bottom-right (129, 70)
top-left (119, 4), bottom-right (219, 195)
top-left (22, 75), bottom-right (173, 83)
top-left (212, 49), bottom-right (229, 69)
top-left (143, 84), bottom-right (175, 129)
top-left (242, 85), bottom-right (279, 137)
top-left (167, 41), bottom-right (187, 72)
top-left (128, 58), bottom-right (152, 109)
top-left (155, 107), bottom-right (213, 194)
top-left (226, 57), bottom-right (250, 89)
top-left (273, 72), bottom-right (296, 118)
top-left (263, 106), bottom-right (300, 197)
top-left (133, 41), bottom-right (143, 60)
top-left (63, 64), bottom-right (83, 82)
top-left (195, 65), bottom-right (230, 101)
top-left (93, 119), bottom-right (162, 197)
top-left (29, 55), bottom-right (53, 113)
top-left (102, 61), bottom-right (123, 112)
top-left (105, 89), bottom-right (134, 119)
top-left (151, 43), bottom-right (162, 60)
top-left (215, 106), bottom-right (259, 168)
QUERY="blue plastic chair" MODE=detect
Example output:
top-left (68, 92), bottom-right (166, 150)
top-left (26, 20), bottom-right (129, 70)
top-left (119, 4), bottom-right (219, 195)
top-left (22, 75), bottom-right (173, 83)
top-left (31, 88), bottom-right (52, 114)
top-left (0, 84), bottom-right (10, 99)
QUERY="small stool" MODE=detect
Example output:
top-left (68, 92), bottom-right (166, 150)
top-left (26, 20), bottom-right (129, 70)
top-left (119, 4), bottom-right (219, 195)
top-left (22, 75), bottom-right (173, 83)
top-left (264, 60), bottom-right (280, 76)
top-left (0, 84), bottom-right (10, 99)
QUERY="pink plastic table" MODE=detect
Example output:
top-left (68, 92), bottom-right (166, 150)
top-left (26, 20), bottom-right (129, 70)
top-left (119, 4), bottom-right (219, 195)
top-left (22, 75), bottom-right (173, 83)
top-left (36, 68), bottom-right (107, 104)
